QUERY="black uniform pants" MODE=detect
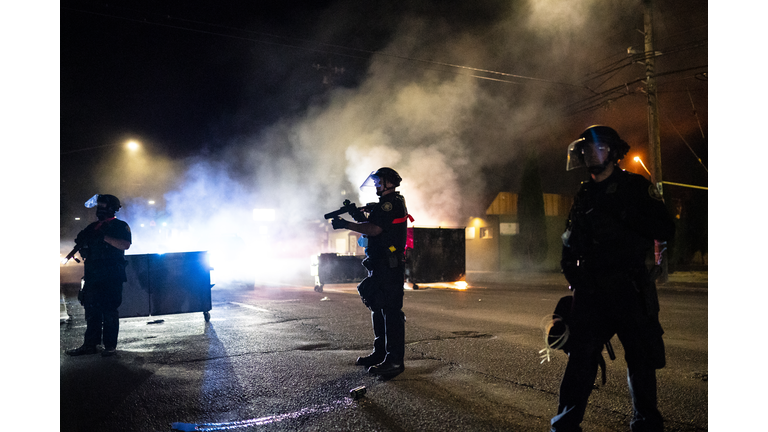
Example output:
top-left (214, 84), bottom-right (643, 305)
top-left (551, 276), bottom-right (664, 432)
top-left (82, 278), bottom-right (123, 350)
top-left (370, 306), bottom-right (405, 364)
top-left (360, 258), bottom-right (405, 364)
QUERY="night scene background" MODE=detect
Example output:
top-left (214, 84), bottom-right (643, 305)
top-left (3, 0), bottom-right (755, 424)
top-left (58, 0), bottom-right (709, 278)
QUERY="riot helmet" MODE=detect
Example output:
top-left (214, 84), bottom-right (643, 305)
top-left (85, 194), bottom-right (122, 220)
top-left (566, 125), bottom-right (630, 174)
top-left (360, 167), bottom-right (402, 196)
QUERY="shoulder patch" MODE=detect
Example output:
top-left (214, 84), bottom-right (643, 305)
top-left (382, 202), bottom-right (393, 212)
top-left (126, 225), bottom-right (131, 233)
top-left (649, 184), bottom-right (663, 201)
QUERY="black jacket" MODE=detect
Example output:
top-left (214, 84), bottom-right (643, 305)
top-left (77, 217), bottom-right (132, 283)
top-left (364, 192), bottom-right (408, 261)
top-left (562, 168), bottom-right (675, 274)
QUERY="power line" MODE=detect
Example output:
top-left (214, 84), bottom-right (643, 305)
top-left (662, 110), bottom-right (708, 174)
top-left (62, 3), bottom-right (706, 141)
top-left (565, 63), bottom-right (707, 117)
top-left (62, 5), bottom-right (586, 90)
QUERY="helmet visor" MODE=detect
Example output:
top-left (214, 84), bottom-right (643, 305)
top-left (566, 139), bottom-right (610, 171)
top-left (84, 194), bottom-right (100, 208)
top-left (359, 172), bottom-right (383, 190)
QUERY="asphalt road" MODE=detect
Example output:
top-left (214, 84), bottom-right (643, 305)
top-left (60, 278), bottom-right (707, 432)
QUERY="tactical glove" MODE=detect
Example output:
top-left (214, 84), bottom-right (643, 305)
top-left (332, 218), bottom-right (349, 230)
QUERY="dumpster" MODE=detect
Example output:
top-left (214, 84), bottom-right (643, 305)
top-left (311, 228), bottom-right (466, 291)
top-left (120, 251), bottom-right (213, 321)
top-left (311, 253), bottom-right (367, 292)
top-left (405, 227), bottom-right (465, 285)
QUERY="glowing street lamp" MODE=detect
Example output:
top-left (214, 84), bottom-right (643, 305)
top-left (634, 156), bottom-right (708, 191)
top-left (633, 156), bottom-right (652, 177)
top-left (61, 139), bottom-right (142, 155)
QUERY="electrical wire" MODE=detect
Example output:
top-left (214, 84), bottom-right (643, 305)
top-left (663, 111), bottom-right (708, 173)
top-left (61, 4), bottom-right (586, 90)
top-left (565, 63), bottom-right (707, 117)
top-left (62, 2), bottom-right (707, 144)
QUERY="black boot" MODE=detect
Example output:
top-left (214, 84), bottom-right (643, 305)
top-left (368, 360), bottom-right (404, 378)
top-left (357, 310), bottom-right (386, 366)
top-left (66, 345), bottom-right (99, 356)
top-left (356, 352), bottom-right (385, 367)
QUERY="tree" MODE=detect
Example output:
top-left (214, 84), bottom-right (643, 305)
top-left (517, 154), bottom-right (548, 266)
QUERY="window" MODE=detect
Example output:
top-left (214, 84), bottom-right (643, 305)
top-left (499, 223), bottom-right (519, 235)
top-left (465, 227), bottom-right (476, 239)
top-left (480, 227), bottom-right (493, 239)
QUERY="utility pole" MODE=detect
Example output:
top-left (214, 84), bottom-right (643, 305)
top-left (643, 0), bottom-right (668, 281)
top-left (644, 0), bottom-right (662, 193)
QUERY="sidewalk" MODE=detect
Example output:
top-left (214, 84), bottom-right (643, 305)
top-left (466, 270), bottom-right (708, 291)
top-left (658, 270), bottom-right (708, 291)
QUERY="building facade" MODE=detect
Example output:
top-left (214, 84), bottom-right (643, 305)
top-left (466, 192), bottom-right (571, 273)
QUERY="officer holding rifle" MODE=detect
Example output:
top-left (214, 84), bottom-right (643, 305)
top-left (330, 167), bottom-right (410, 379)
top-left (66, 194), bottom-right (131, 358)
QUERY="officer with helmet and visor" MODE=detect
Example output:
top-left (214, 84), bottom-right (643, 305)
top-left (551, 126), bottom-right (675, 431)
top-left (66, 194), bottom-right (132, 357)
top-left (332, 167), bottom-right (410, 378)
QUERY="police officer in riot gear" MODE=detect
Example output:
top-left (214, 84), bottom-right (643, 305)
top-left (332, 167), bottom-right (410, 378)
top-left (66, 194), bottom-right (132, 357)
top-left (552, 126), bottom-right (675, 432)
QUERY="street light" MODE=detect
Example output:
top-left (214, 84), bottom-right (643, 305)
top-left (61, 139), bottom-right (141, 155)
top-left (635, 156), bottom-right (708, 191)
top-left (633, 156), bottom-right (652, 176)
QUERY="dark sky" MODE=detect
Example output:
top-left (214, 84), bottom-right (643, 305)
top-left (61, 1), bottom-right (384, 157)
top-left (58, 0), bottom-right (708, 242)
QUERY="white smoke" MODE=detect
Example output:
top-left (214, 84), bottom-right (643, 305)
top-left (104, 0), bottom-right (673, 286)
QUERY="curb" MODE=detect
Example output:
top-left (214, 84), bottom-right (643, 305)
top-left (465, 271), bottom-right (708, 292)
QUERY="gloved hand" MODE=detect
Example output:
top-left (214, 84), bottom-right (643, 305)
top-left (349, 207), bottom-right (367, 222)
top-left (332, 218), bottom-right (349, 230)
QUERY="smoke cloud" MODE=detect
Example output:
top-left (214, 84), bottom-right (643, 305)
top-left (74, 0), bottom-right (703, 286)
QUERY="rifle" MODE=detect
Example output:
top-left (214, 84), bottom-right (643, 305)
top-left (323, 199), bottom-right (370, 222)
top-left (62, 242), bottom-right (84, 264)
top-left (61, 221), bottom-right (109, 264)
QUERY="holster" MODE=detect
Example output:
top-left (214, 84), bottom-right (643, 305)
top-left (77, 280), bottom-right (87, 305)
top-left (357, 277), bottom-right (383, 310)
top-left (387, 249), bottom-right (399, 269)
top-left (358, 259), bottom-right (383, 310)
